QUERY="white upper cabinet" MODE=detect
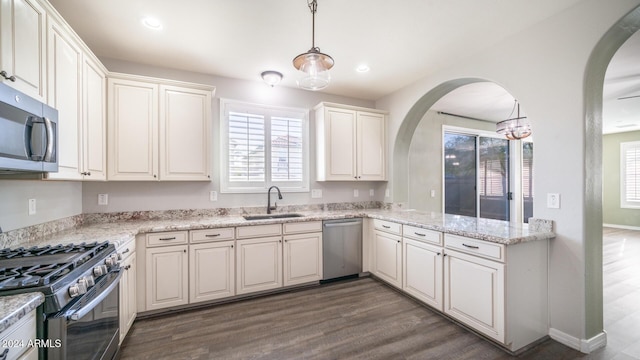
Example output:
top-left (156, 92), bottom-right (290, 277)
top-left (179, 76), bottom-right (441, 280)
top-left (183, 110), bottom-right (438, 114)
top-left (159, 85), bottom-right (212, 181)
top-left (81, 55), bottom-right (107, 180)
top-left (107, 77), bottom-right (159, 181)
top-left (45, 17), bottom-right (82, 180)
top-left (315, 102), bottom-right (387, 181)
top-left (0, 0), bottom-right (47, 101)
top-left (107, 74), bottom-right (214, 181)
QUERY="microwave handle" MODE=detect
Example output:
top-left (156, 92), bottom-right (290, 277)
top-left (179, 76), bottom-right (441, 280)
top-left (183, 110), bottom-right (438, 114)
top-left (43, 117), bottom-right (54, 162)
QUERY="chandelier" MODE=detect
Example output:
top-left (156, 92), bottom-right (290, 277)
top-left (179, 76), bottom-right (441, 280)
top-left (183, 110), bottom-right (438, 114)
top-left (292, 0), bottom-right (334, 91)
top-left (496, 100), bottom-right (532, 140)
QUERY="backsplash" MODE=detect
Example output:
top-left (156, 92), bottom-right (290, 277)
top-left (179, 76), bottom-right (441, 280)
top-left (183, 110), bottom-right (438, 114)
top-left (1, 201), bottom-right (385, 248)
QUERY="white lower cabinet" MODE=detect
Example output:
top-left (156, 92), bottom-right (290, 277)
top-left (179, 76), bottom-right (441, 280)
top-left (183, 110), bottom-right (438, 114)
top-left (236, 236), bottom-right (283, 295)
top-left (372, 229), bottom-right (402, 288)
top-left (402, 238), bottom-right (443, 311)
top-left (283, 232), bottom-right (323, 286)
top-left (189, 241), bottom-right (235, 303)
top-left (443, 249), bottom-right (505, 342)
top-left (0, 310), bottom-right (37, 360)
top-left (118, 238), bottom-right (136, 344)
top-left (145, 244), bottom-right (189, 311)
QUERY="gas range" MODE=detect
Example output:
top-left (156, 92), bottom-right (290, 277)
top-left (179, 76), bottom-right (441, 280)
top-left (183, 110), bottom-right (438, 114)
top-left (0, 241), bottom-right (119, 314)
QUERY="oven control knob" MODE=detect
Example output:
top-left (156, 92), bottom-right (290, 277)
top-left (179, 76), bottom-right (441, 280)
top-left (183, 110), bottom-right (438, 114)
top-left (93, 265), bottom-right (108, 277)
top-left (77, 279), bottom-right (88, 295)
top-left (105, 254), bottom-right (118, 267)
top-left (68, 284), bottom-right (81, 298)
top-left (84, 275), bottom-right (95, 288)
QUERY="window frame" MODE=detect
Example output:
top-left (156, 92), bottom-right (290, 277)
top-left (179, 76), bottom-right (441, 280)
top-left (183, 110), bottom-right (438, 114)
top-left (620, 140), bottom-right (640, 209)
top-left (220, 99), bottom-right (309, 194)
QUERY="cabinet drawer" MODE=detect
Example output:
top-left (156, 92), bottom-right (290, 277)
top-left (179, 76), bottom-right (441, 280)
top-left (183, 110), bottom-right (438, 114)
top-left (403, 225), bottom-right (442, 245)
top-left (444, 234), bottom-right (504, 262)
top-left (0, 310), bottom-right (36, 360)
top-left (283, 221), bottom-right (322, 234)
top-left (373, 219), bottom-right (402, 235)
top-left (236, 224), bottom-right (282, 239)
top-left (147, 231), bottom-right (188, 247)
top-left (190, 228), bottom-right (235, 243)
top-left (117, 237), bottom-right (136, 260)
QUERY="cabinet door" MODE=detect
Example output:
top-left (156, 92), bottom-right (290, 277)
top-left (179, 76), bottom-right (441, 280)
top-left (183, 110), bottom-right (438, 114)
top-left (107, 78), bottom-right (159, 180)
top-left (324, 108), bottom-right (357, 180)
top-left (81, 55), bottom-right (106, 180)
top-left (159, 85), bottom-right (212, 181)
top-left (0, 0), bottom-right (46, 101)
top-left (283, 232), bottom-right (322, 286)
top-left (357, 112), bottom-right (386, 180)
top-left (236, 237), bottom-right (282, 295)
top-left (45, 19), bottom-right (83, 180)
top-left (403, 238), bottom-right (443, 311)
top-left (146, 245), bottom-right (188, 311)
top-left (372, 230), bottom-right (402, 288)
top-left (444, 249), bottom-right (505, 342)
top-left (189, 241), bottom-right (235, 303)
top-left (119, 252), bottom-right (136, 344)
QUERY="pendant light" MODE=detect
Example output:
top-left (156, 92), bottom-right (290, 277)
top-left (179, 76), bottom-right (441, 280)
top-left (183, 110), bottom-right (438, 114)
top-left (292, 0), bottom-right (334, 91)
top-left (496, 100), bottom-right (532, 140)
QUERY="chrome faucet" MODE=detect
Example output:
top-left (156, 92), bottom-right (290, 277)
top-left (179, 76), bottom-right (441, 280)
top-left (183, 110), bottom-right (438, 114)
top-left (267, 186), bottom-right (282, 214)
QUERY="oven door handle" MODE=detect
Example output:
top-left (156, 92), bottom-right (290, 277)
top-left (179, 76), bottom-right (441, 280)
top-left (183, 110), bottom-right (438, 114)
top-left (68, 270), bottom-right (122, 321)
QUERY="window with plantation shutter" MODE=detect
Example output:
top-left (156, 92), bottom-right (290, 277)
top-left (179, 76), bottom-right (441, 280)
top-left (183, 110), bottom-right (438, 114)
top-left (221, 99), bottom-right (309, 193)
top-left (621, 141), bottom-right (640, 208)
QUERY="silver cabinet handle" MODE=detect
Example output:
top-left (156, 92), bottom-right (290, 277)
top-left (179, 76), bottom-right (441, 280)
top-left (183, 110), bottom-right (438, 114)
top-left (0, 70), bottom-right (16, 82)
top-left (159, 237), bottom-right (176, 241)
top-left (414, 232), bottom-right (426, 237)
top-left (462, 243), bottom-right (479, 249)
top-left (205, 234), bottom-right (221, 237)
top-left (122, 248), bottom-right (130, 254)
top-left (382, 225), bottom-right (391, 229)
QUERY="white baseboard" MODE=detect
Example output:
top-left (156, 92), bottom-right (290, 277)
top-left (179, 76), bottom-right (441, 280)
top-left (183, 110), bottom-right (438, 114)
top-left (603, 223), bottom-right (640, 231)
top-left (549, 328), bottom-right (607, 353)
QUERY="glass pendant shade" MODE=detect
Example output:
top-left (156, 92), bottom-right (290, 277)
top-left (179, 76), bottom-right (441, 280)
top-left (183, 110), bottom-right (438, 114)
top-left (293, 49), bottom-right (334, 90)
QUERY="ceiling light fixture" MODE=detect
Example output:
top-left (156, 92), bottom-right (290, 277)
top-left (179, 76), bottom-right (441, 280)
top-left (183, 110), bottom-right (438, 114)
top-left (261, 71), bottom-right (283, 87)
top-left (292, 0), bottom-right (334, 91)
top-left (496, 100), bottom-right (532, 140)
top-left (141, 16), bottom-right (163, 30)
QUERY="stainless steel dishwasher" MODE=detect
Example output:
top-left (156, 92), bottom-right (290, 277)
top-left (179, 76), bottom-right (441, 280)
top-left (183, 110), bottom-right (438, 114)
top-left (322, 218), bottom-right (363, 281)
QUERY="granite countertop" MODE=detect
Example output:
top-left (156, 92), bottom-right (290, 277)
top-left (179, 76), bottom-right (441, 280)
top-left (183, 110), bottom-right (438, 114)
top-left (16, 209), bottom-right (554, 249)
top-left (0, 292), bottom-right (44, 333)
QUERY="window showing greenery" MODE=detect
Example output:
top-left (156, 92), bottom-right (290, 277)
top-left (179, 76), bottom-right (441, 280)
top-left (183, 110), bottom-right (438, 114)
top-left (221, 100), bottom-right (308, 193)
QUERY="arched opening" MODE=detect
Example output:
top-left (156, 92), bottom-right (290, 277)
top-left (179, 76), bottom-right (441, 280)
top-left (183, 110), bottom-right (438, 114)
top-left (585, 5), bottom-right (640, 354)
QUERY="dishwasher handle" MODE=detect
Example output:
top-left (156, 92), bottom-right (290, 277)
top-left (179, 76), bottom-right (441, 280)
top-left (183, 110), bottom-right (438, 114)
top-left (324, 220), bottom-right (362, 228)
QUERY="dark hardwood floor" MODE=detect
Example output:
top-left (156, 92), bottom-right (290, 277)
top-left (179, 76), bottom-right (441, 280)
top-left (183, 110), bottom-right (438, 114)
top-left (119, 228), bottom-right (640, 360)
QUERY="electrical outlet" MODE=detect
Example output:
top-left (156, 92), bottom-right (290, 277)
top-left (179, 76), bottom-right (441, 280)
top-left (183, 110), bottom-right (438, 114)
top-left (98, 194), bottom-right (109, 205)
top-left (385, 188), bottom-right (390, 197)
top-left (28, 199), bottom-right (36, 215)
top-left (311, 189), bottom-right (323, 198)
top-left (369, 189), bottom-right (374, 197)
top-left (547, 193), bottom-right (560, 209)
top-left (430, 189), bottom-right (436, 198)
top-left (209, 191), bottom-right (218, 201)
top-left (353, 189), bottom-right (359, 197)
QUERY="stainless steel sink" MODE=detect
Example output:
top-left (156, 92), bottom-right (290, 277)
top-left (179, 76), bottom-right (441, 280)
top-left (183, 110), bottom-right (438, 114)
top-left (243, 213), bottom-right (304, 221)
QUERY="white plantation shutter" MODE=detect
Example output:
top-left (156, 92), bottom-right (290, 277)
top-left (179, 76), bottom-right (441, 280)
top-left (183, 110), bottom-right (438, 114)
top-left (221, 99), bottom-right (308, 193)
top-left (622, 141), bottom-right (640, 208)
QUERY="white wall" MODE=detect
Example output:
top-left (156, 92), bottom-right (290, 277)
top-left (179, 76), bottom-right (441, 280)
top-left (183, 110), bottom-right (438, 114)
top-left (0, 180), bottom-right (82, 232)
top-left (82, 58), bottom-right (388, 213)
top-left (376, 0), bottom-right (640, 349)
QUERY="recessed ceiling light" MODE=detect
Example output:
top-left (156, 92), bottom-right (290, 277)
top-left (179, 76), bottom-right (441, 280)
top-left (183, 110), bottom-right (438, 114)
top-left (141, 16), bottom-right (163, 30)
top-left (356, 64), bottom-right (370, 73)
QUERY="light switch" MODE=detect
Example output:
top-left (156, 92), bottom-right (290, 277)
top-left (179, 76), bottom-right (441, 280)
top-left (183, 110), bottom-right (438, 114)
top-left (369, 189), bottom-right (374, 197)
top-left (353, 189), bottom-right (359, 197)
top-left (430, 189), bottom-right (436, 198)
top-left (98, 194), bottom-right (109, 205)
top-left (311, 189), bottom-right (323, 198)
top-left (209, 191), bottom-right (218, 201)
top-left (547, 193), bottom-right (560, 209)
top-left (28, 199), bottom-right (36, 215)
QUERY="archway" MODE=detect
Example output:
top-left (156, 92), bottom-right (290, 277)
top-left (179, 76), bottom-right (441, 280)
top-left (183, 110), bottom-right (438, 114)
top-left (584, 6), bottom-right (640, 346)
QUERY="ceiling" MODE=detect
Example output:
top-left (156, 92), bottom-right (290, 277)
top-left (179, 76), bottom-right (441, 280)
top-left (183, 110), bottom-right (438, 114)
top-left (48, 0), bottom-right (639, 134)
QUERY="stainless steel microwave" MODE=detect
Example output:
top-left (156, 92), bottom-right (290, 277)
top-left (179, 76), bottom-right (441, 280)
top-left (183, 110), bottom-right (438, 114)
top-left (0, 82), bottom-right (58, 173)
